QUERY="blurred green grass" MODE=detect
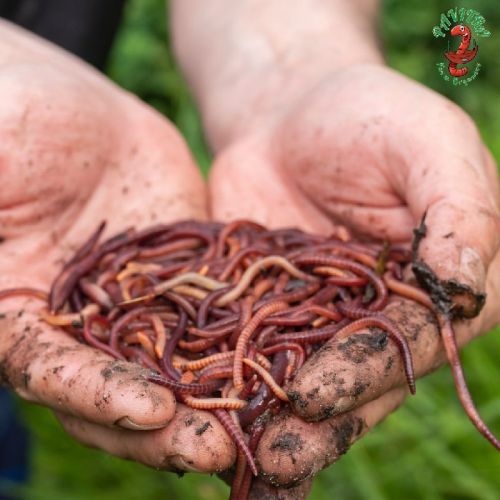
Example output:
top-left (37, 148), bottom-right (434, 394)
top-left (19, 0), bottom-right (500, 499)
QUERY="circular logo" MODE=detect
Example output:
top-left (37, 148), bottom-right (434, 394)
top-left (432, 8), bottom-right (491, 86)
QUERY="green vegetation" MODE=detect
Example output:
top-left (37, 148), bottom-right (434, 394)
top-left (19, 0), bottom-right (500, 498)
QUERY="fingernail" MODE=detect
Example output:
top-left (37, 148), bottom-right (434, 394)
top-left (115, 416), bottom-right (169, 431)
top-left (459, 247), bottom-right (486, 292)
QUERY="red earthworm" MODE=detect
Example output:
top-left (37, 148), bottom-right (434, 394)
top-left (49, 251), bottom-right (108, 312)
top-left (293, 255), bottom-right (388, 310)
top-left (335, 302), bottom-right (372, 319)
top-left (161, 291), bottom-right (197, 322)
top-left (383, 273), bottom-right (433, 309)
top-left (263, 303), bottom-right (342, 325)
top-left (306, 284), bottom-right (339, 305)
top-left (66, 221), bottom-right (106, 268)
top-left (83, 315), bottom-right (125, 360)
top-left (238, 374), bottom-right (259, 400)
top-left (160, 309), bottom-right (187, 380)
top-left (255, 325), bottom-right (278, 347)
top-left (217, 256), bottom-right (316, 307)
top-left (254, 353), bottom-right (272, 371)
top-left (138, 237), bottom-right (202, 259)
top-left (198, 364), bottom-right (233, 383)
top-left (120, 345), bottom-right (160, 370)
top-left (229, 296), bottom-right (254, 349)
top-left (287, 242), bottom-right (377, 268)
top-left (325, 276), bottom-right (369, 287)
top-left (79, 279), bottom-right (114, 309)
top-left (147, 372), bottom-right (222, 395)
top-left (386, 261), bottom-right (403, 280)
top-left (232, 419), bottom-right (267, 499)
top-left (178, 337), bottom-right (220, 352)
top-left (238, 351), bottom-right (288, 428)
top-left (109, 305), bottom-right (170, 351)
top-left (252, 278), bottom-right (275, 301)
top-left (218, 246), bottom-right (269, 282)
top-left (69, 288), bottom-right (85, 312)
top-left (273, 271), bottom-right (290, 294)
top-left (334, 316), bottom-right (415, 394)
top-left (265, 319), bottom-right (350, 346)
top-left (119, 275), bottom-right (153, 302)
top-left (215, 220), bottom-right (265, 258)
top-left (196, 287), bottom-right (231, 328)
top-left (153, 261), bottom-right (193, 279)
top-left (259, 343), bottom-right (305, 371)
top-left (107, 246), bottom-right (140, 272)
top-left (262, 313), bottom-right (313, 327)
top-left (230, 451), bottom-right (247, 500)
top-left (438, 316), bottom-right (499, 450)
top-left (124, 273), bottom-right (227, 305)
top-left (233, 301), bottom-right (289, 391)
top-left (172, 284), bottom-right (208, 300)
top-left (188, 323), bottom-right (235, 339)
top-left (242, 358), bottom-right (289, 401)
top-left (254, 280), bottom-right (320, 309)
top-left (40, 304), bottom-right (100, 327)
top-left (180, 351), bottom-right (235, 371)
top-left (213, 409), bottom-right (258, 476)
top-left (0, 287), bottom-right (48, 302)
top-left (136, 331), bottom-right (156, 359)
top-left (182, 395), bottom-right (247, 411)
top-left (144, 314), bottom-right (167, 359)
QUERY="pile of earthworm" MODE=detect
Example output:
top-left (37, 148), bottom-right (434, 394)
top-left (1, 220), bottom-right (498, 499)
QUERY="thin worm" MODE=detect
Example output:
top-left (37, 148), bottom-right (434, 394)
top-left (0, 287), bottom-right (48, 302)
top-left (198, 365), bottom-right (234, 383)
top-left (147, 372), bottom-right (221, 395)
top-left (213, 409), bottom-right (258, 476)
top-left (179, 351), bottom-right (235, 371)
top-left (233, 301), bottom-right (289, 390)
top-left (216, 256), bottom-right (316, 307)
top-left (83, 315), bottom-right (125, 360)
top-left (334, 316), bottom-right (416, 395)
top-left (160, 309), bottom-right (187, 380)
top-left (183, 395), bottom-right (247, 410)
top-left (383, 273), bottom-right (433, 309)
top-left (40, 304), bottom-right (99, 327)
top-left (293, 255), bottom-right (388, 310)
top-left (242, 358), bottom-right (289, 402)
top-left (197, 287), bottom-right (230, 328)
top-left (439, 316), bottom-right (499, 450)
top-left (265, 319), bottom-right (350, 346)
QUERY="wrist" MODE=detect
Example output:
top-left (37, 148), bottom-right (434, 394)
top-left (172, 0), bottom-right (384, 151)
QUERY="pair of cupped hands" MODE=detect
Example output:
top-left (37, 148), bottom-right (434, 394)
top-left (0, 21), bottom-right (499, 498)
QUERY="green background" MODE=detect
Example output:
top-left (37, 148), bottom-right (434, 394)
top-left (17, 1), bottom-right (500, 499)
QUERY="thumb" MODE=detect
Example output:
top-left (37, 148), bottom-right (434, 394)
top-left (405, 112), bottom-right (500, 319)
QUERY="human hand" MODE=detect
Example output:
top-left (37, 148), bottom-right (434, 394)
top-left (0, 20), bottom-right (235, 474)
top-left (209, 64), bottom-right (500, 486)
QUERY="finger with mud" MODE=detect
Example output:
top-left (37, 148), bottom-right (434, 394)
top-left (287, 297), bottom-right (475, 421)
top-left (256, 388), bottom-right (406, 488)
top-left (0, 309), bottom-right (176, 430)
top-left (56, 404), bottom-right (236, 473)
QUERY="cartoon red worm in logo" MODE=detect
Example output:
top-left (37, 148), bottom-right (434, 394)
top-left (444, 24), bottom-right (478, 77)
